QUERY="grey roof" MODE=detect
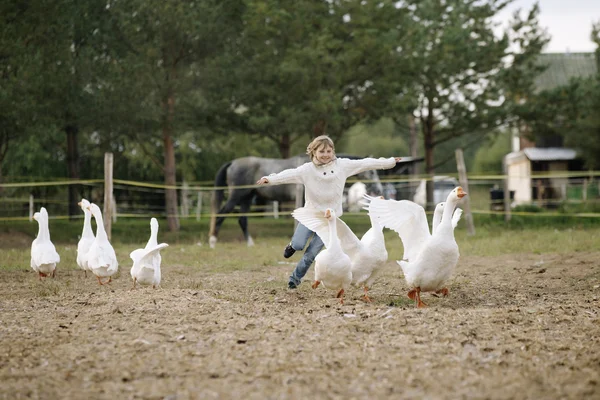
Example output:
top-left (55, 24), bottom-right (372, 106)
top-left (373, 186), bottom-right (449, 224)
top-left (505, 147), bottom-right (578, 164)
top-left (524, 147), bottom-right (577, 161)
top-left (535, 52), bottom-right (598, 92)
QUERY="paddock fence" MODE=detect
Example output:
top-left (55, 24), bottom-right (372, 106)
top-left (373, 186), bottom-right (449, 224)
top-left (1, 172), bottom-right (599, 223)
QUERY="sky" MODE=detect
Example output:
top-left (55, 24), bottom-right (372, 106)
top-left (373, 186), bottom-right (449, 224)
top-left (494, 0), bottom-right (600, 53)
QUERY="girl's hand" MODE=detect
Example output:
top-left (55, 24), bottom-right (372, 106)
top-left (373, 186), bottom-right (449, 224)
top-left (394, 157), bottom-right (402, 162)
top-left (256, 177), bottom-right (269, 185)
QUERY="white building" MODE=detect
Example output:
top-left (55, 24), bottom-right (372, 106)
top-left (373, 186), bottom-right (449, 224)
top-left (504, 147), bottom-right (578, 205)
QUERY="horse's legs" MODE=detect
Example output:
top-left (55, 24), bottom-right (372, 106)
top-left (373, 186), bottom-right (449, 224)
top-left (210, 195), bottom-right (242, 249)
top-left (238, 199), bottom-right (254, 247)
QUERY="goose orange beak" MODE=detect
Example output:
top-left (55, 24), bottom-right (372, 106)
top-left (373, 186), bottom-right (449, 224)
top-left (457, 187), bottom-right (467, 198)
top-left (324, 209), bottom-right (331, 218)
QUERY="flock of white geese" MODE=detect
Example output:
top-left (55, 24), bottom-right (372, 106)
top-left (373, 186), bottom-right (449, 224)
top-left (30, 199), bottom-right (168, 289)
top-left (30, 187), bottom-right (466, 307)
top-left (292, 186), bottom-right (467, 307)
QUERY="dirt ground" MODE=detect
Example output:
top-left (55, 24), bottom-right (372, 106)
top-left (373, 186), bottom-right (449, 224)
top-left (1, 245), bottom-right (599, 400)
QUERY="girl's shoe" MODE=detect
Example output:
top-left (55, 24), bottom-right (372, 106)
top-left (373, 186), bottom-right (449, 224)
top-left (283, 243), bottom-right (296, 258)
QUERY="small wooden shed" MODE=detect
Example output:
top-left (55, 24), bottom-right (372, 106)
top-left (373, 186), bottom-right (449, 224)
top-left (504, 147), bottom-right (578, 206)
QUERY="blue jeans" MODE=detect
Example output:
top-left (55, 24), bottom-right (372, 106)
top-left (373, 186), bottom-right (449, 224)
top-left (288, 223), bottom-right (324, 286)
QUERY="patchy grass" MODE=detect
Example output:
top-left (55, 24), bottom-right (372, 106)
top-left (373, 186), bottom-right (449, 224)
top-left (3, 219), bottom-right (600, 273)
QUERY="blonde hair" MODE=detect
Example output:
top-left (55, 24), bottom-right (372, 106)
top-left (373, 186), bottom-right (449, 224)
top-left (306, 135), bottom-right (335, 163)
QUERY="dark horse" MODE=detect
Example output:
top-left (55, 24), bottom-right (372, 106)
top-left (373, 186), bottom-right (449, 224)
top-left (208, 155), bottom-right (384, 248)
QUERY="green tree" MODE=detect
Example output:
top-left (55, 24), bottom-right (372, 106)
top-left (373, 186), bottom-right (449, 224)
top-left (471, 131), bottom-right (512, 174)
top-left (0, 0), bottom-right (121, 215)
top-left (104, 0), bottom-right (245, 231)
top-left (337, 118), bottom-right (408, 157)
top-left (218, 0), bottom-right (411, 158)
top-left (378, 0), bottom-right (549, 207)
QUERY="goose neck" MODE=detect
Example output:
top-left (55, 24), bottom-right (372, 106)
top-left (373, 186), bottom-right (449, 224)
top-left (147, 230), bottom-right (158, 248)
top-left (93, 213), bottom-right (108, 240)
top-left (82, 212), bottom-right (94, 236)
top-left (328, 217), bottom-right (340, 250)
top-left (440, 199), bottom-right (458, 227)
top-left (37, 218), bottom-right (50, 241)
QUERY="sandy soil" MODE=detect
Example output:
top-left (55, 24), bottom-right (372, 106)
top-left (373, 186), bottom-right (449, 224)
top-left (1, 249), bottom-right (599, 400)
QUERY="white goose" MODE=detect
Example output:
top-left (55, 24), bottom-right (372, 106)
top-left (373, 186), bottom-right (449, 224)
top-left (366, 187), bottom-right (467, 307)
top-left (291, 208), bottom-right (352, 304)
top-left (76, 199), bottom-right (95, 277)
top-left (86, 203), bottom-right (118, 285)
top-left (130, 218), bottom-right (168, 289)
top-left (30, 207), bottom-right (60, 280)
top-left (296, 198), bottom-right (388, 302)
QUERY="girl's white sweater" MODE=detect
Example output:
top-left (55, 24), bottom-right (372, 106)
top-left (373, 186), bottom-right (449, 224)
top-left (262, 157), bottom-right (396, 216)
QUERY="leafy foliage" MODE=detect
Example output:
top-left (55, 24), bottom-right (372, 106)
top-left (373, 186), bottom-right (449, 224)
top-left (337, 118), bottom-right (408, 157)
top-left (1, 0), bottom-right (586, 220)
top-left (471, 132), bottom-right (512, 174)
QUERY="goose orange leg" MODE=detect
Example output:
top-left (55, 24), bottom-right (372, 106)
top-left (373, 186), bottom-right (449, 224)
top-left (434, 288), bottom-right (449, 297)
top-left (130, 277), bottom-right (137, 291)
top-left (408, 287), bottom-right (427, 308)
top-left (96, 276), bottom-right (105, 285)
top-left (362, 286), bottom-right (372, 303)
top-left (336, 288), bottom-right (345, 304)
top-left (312, 280), bottom-right (321, 289)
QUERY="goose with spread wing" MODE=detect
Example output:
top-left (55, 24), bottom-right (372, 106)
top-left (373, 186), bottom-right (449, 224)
top-left (130, 218), bottom-right (168, 289)
top-left (365, 187), bottom-right (467, 307)
top-left (86, 203), bottom-right (119, 285)
top-left (76, 199), bottom-right (95, 277)
top-left (291, 208), bottom-right (352, 304)
top-left (30, 207), bottom-right (60, 280)
top-left (296, 198), bottom-right (388, 302)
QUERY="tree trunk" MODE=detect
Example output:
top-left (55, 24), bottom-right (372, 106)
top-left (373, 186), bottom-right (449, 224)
top-left (278, 133), bottom-right (291, 158)
top-left (163, 91), bottom-right (180, 232)
top-left (408, 114), bottom-right (419, 175)
top-left (65, 124), bottom-right (80, 219)
top-left (0, 136), bottom-right (7, 196)
top-left (422, 113), bottom-right (435, 211)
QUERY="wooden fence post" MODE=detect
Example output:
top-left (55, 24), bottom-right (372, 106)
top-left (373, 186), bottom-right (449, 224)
top-left (502, 155), bottom-right (511, 222)
top-left (103, 152), bottom-right (113, 240)
top-left (29, 194), bottom-right (34, 221)
top-left (196, 191), bottom-right (202, 221)
top-left (181, 180), bottom-right (189, 217)
top-left (455, 148), bottom-right (475, 236)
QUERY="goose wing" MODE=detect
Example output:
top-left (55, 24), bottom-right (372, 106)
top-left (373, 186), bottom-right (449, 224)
top-left (452, 208), bottom-right (463, 229)
top-left (137, 243), bottom-right (168, 267)
top-left (129, 248), bottom-right (145, 263)
top-left (364, 195), bottom-right (430, 261)
top-left (291, 207), bottom-right (333, 248)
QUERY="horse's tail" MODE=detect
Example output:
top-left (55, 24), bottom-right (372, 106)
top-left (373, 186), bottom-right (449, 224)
top-left (209, 161), bottom-right (232, 238)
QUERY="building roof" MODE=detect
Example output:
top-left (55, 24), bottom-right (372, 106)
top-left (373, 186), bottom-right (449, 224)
top-left (535, 52), bottom-right (598, 92)
top-left (524, 147), bottom-right (577, 161)
top-left (505, 147), bottom-right (577, 164)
